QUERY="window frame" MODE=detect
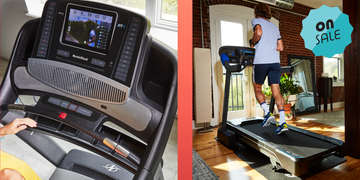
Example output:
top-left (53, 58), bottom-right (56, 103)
top-left (323, 54), bottom-right (344, 81)
top-left (147, 0), bottom-right (178, 31)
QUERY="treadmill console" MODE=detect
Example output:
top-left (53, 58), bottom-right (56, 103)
top-left (31, 0), bottom-right (150, 89)
top-left (219, 46), bottom-right (254, 66)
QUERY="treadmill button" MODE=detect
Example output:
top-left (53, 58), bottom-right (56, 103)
top-left (44, 23), bottom-right (52, 27)
top-left (41, 34), bottom-right (50, 40)
top-left (48, 6), bottom-right (55, 11)
top-left (122, 50), bottom-right (133, 56)
top-left (121, 54), bottom-right (132, 60)
top-left (116, 67), bottom-right (128, 73)
top-left (129, 27), bottom-right (139, 33)
top-left (49, 2), bottom-right (56, 6)
top-left (127, 32), bottom-right (137, 37)
top-left (132, 17), bottom-right (141, 23)
top-left (60, 101), bottom-right (70, 108)
top-left (117, 63), bottom-right (129, 69)
top-left (45, 18), bottom-right (53, 24)
top-left (45, 14), bottom-right (54, 20)
top-left (123, 45), bottom-right (134, 51)
top-left (68, 103), bottom-right (78, 111)
top-left (38, 46), bottom-right (47, 52)
top-left (76, 106), bottom-right (93, 117)
top-left (48, 97), bottom-right (62, 105)
top-left (126, 36), bottom-right (136, 42)
top-left (115, 71), bottom-right (127, 78)
top-left (43, 26), bottom-right (51, 32)
top-left (115, 76), bottom-right (126, 82)
top-left (91, 58), bottom-right (106, 67)
top-left (37, 53), bottom-right (46, 58)
top-left (47, 10), bottom-right (54, 15)
top-left (124, 41), bottom-right (135, 47)
top-left (130, 23), bottom-right (140, 28)
top-left (119, 59), bottom-right (131, 64)
top-left (42, 30), bottom-right (51, 36)
top-left (39, 42), bottom-right (48, 47)
top-left (58, 112), bottom-right (67, 119)
top-left (57, 49), bottom-right (70, 57)
top-left (40, 38), bottom-right (49, 44)
top-left (37, 50), bottom-right (47, 56)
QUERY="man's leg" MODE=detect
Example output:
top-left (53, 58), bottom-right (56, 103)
top-left (254, 85), bottom-right (275, 128)
top-left (270, 84), bottom-right (288, 134)
top-left (270, 84), bottom-right (284, 110)
top-left (254, 82), bottom-right (269, 115)
top-left (254, 82), bottom-right (266, 109)
top-left (253, 65), bottom-right (274, 127)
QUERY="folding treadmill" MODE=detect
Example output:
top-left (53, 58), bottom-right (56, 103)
top-left (0, 0), bottom-right (177, 179)
top-left (217, 46), bottom-right (346, 177)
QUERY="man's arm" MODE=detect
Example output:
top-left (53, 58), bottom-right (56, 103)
top-left (250, 25), bottom-right (262, 48)
top-left (277, 39), bottom-right (284, 51)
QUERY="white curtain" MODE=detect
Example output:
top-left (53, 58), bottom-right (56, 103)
top-left (293, 60), bottom-right (313, 93)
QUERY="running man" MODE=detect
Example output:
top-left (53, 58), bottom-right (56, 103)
top-left (250, 3), bottom-right (287, 134)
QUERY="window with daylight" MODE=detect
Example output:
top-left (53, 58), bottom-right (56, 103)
top-left (94, 0), bottom-right (146, 15)
top-left (323, 54), bottom-right (343, 81)
top-left (157, 0), bottom-right (178, 29)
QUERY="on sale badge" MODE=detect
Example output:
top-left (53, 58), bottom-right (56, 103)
top-left (300, 5), bottom-right (353, 58)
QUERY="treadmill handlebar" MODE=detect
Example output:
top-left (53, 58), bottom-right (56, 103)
top-left (1, 104), bottom-right (141, 166)
top-left (222, 60), bottom-right (242, 72)
top-left (281, 66), bottom-right (295, 73)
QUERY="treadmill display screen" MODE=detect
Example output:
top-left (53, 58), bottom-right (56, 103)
top-left (62, 5), bottom-right (116, 54)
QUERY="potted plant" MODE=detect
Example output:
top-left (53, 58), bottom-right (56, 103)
top-left (280, 74), bottom-right (303, 116)
top-left (262, 86), bottom-right (272, 103)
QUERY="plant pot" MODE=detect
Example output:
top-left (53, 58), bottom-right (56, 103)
top-left (285, 114), bottom-right (293, 121)
top-left (265, 95), bottom-right (272, 103)
top-left (284, 103), bottom-right (292, 114)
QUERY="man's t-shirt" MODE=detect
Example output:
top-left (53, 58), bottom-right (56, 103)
top-left (88, 29), bottom-right (96, 47)
top-left (251, 18), bottom-right (281, 64)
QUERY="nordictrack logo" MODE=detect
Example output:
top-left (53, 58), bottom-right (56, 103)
top-left (72, 54), bottom-right (88, 61)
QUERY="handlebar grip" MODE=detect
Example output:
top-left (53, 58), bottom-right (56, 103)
top-left (220, 53), bottom-right (229, 65)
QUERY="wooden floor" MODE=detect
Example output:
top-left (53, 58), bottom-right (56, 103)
top-left (193, 108), bottom-right (360, 180)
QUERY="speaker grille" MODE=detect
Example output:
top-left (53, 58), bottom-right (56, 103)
top-left (69, 163), bottom-right (117, 180)
top-left (28, 60), bottom-right (127, 104)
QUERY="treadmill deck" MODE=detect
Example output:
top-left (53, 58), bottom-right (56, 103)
top-left (228, 118), bottom-right (339, 158)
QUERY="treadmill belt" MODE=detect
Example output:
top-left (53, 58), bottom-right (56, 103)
top-left (240, 121), bottom-right (338, 158)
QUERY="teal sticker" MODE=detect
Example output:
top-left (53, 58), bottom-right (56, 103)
top-left (300, 5), bottom-right (353, 58)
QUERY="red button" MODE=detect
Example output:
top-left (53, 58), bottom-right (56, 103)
top-left (59, 112), bottom-right (67, 119)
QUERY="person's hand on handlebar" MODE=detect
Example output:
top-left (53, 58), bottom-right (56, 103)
top-left (1, 118), bottom-right (37, 138)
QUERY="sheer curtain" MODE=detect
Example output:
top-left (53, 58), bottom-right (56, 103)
top-left (294, 60), bottom-right (312, 93)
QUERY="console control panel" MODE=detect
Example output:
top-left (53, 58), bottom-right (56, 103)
top-left (32, 0), bottom-right (151, 88)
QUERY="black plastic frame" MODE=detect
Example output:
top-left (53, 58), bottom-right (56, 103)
top-left (0, 1), bottom-right (177, 178)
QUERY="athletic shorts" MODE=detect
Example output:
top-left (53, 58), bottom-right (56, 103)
top-left (253, 63), bottom-right (281, 85)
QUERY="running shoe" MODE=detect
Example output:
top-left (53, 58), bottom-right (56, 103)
top-left (261, 112), bottom-right (275, 127)
top-left (275, 122), bottom-right (289, 134)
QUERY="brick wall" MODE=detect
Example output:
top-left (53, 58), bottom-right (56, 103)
top-left (192, 0), bottom-right (345, 119)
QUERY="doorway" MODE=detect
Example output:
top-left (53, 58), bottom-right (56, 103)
top-left (209, 5), bottom-right (279, 125)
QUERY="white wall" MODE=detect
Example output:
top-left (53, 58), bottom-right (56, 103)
top-left (150, 27), bottom-right (178, 51)
top-left (1, 0), bottom-right (31, 60)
